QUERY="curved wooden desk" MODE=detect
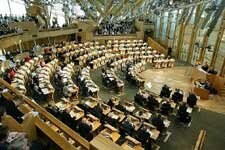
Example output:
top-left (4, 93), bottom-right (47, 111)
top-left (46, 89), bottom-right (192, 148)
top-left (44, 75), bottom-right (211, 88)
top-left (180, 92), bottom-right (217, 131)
top-left (193, 87), bottom-right (209, 100)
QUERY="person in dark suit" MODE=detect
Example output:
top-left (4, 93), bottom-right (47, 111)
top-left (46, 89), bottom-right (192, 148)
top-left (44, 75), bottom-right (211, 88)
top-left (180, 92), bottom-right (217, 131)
top-left (147, 95), bottom-right (159, 111)
top-left (107, 99), bottom-right (114, 108)
top-left (59, 109), bottom-right (73, 127)
top-left (160, 85), bottom-right (171, 98)
top-left (92, 104), bottom-right (103, 121)
top-left (161, 101), bottom-right (172, 115)
top-left (78, 118), bottom-right (93, 141)
top-left (187, 93), bottom-right (197, 108)
top-left (137, 126), bottom-right (150, 145)
top-left (172, 89), bottom-right (183, 103)
top-left (179, 111), bottom-right (192, 124)
top-left (0, 93), bottom-right (23, 123)
top-left (177, 103), bottom-right (187, 116)
top-left (115, 104), bottom-right (126, 113)
top-left (152, 115), bottom-right (165, 132)
top-left (177, 103), bottom-right (192, 124)
top-left (134, 90), bottom-right (148, 106)
top-left (208, 67), bottom-right (217, 75)
top-left (137, 126), bottom-right (152, 149)
top-left (201, 62), bottom-right (209, 72)
top-left (45, 105), bottom-right (60, 118)
top-left (107, 117), bottom-right (118, 128)
top-left (121, 119), bottom-right (135, 136)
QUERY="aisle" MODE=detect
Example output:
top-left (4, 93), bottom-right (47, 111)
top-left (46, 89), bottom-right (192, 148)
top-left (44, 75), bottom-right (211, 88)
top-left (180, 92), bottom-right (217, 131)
top-left (90, 66), bottom-right (139, 102)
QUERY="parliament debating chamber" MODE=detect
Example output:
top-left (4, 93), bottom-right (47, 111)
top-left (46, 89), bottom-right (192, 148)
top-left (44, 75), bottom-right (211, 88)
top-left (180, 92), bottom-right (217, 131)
top-left (0, 0), bottom-right (225, 150)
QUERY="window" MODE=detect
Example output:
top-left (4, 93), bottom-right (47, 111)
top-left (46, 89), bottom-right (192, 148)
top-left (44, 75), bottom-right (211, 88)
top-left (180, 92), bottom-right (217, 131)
top-left (161, 12), bottom-right (168, 42)
top-left (0, 0), bottom-right (26, 16)
top-left (49, 3), bottom-right (65, 26)
top-left (0, 0), bottom-right (10, 15)
top-left (10, 0), bottom-right (26, 16)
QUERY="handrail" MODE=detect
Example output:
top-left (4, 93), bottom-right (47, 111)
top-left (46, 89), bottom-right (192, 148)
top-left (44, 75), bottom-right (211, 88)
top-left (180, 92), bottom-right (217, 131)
top-left (0, 26), bottom-right (77, 39)
top-left (34, 117), bottom-right (77, 150)
top-left (94, 33), bottom-right (137, 37)
top-left (0, 78), bottom-right (90, 150)
top-left (39, 26), bottom-right (77, 32)
top-left (0, 32), bottom-right (24, 39)
top-left (194, 129), bottom-right (206, 150)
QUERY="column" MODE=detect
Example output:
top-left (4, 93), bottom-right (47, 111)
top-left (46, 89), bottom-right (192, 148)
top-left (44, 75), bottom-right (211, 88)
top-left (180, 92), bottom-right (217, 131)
top-left (187, 5), bottom-right (202, 63)
top-left (158, 14), bottom-right (164, 43)
top-left (171, 10), bottom-right (179, 50)
top-left (165, 12), bottom-right (172, 48)
top-left (176, 23), bottom-right (185, 58)
top-left (210, 11), bottom-right (225, 68)
top-left (198, 35), bottom-right (209, 63)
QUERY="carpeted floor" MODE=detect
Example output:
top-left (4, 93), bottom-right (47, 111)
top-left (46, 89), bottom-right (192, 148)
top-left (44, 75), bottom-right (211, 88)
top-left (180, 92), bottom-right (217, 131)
top-left (90, 65), bottom-right (225, 150)
top-left (28, 62), bottom-right (225, 150)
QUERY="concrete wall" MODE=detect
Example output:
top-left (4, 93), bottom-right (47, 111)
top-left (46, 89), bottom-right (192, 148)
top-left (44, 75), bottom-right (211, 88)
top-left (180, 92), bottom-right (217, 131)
top-left (0, 28), bottom-right (79, 50)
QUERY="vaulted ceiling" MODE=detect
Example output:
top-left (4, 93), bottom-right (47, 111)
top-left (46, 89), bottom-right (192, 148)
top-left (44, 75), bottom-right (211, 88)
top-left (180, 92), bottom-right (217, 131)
top-left (24, 0), bottom-right (225, 35)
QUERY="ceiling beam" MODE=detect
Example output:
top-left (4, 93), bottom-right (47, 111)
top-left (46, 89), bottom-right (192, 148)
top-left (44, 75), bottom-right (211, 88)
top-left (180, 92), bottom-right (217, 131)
top-left (132, 0), bottom-right (145, 14)
top-left (114, 0), bottom-right (133, 17)
top-left (76, 0), bottom-right (96, 21)
top-left (104, 0), bottom-right (114, 16)
top-left (88, 0), bottom-right (104, 16)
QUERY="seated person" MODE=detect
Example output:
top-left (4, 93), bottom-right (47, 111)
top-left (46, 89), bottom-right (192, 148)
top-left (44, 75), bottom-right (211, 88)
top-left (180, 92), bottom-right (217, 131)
top-left (107, 116), bottom-right (118, 128)
top-left (178, 111), bottom-right (192, 124)
top-left (172, 88), bottom-right (183, 103)
top-left (126, 63), bottom-right (133, 73)
top-left (160, 85), bottom-right (172, 98)
top-left (204, 81), bottom-right (217, 94)
top-left (151, 114), bottom-right (165, 132)
top-left (134, 90), bottom-right (149, 106)
top-left (161, 101), bottom-right (172, 115)
top-left (45, 105), bottom-right (60, 119)
top-left (204, 81), bottom-right (210, 89)
top-left (147, 95), bottom-right (159, 111)
top-left (91, 104), bottom-right (103, 120)
top-left (177, 102), bottom-right (188, 116)
top-left (187, 93), bottom-right (198, 108)
top-left (78, 118), bottom-right (93, 141)
top-left (24, 55), bottom-right (31, 62)
top-left (115, 103), bottom-right (126, 113)
top-left (0, 91), bottom-right (23, 123)
top-left (120, 119), bottom-right (134, 136)
top-left (107, 98), bottom-right (114, 108)
top-left (208, 68), bottom-right (217, 74)
top-left (136, 126), bottom-right (150, 145)
top-left (8, 68), bottom-right (15, 81)
top-left (201, 62), bottom-right (209, 72)
top-left (102, 68), bottom-right (106, 74)
top-left (59, 108), bottom-right (75, 128)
